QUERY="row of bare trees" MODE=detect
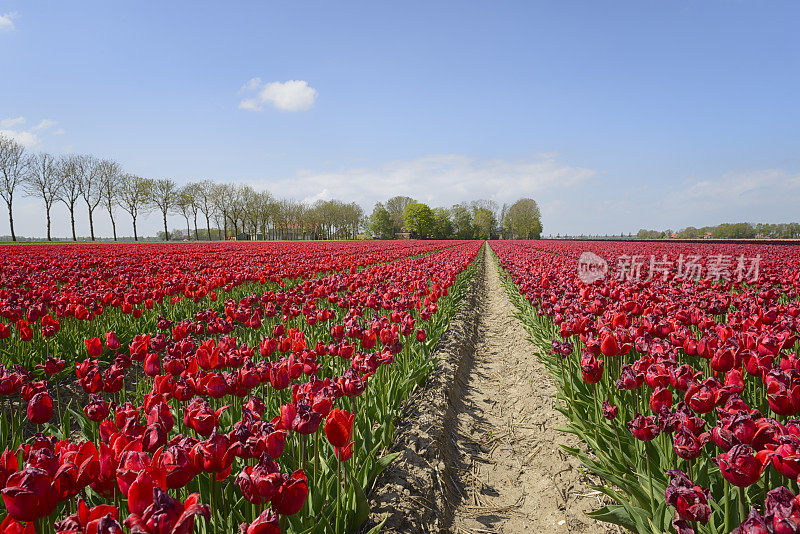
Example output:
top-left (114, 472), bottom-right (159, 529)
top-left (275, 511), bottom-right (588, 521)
top-left (0, 134), bottom-right (363, 241)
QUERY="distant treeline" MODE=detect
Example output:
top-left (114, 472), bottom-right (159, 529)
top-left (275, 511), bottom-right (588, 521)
top-left (365, 196), bottom-right (542, 240)
top-left (636, 222), bottom-right (800, 240)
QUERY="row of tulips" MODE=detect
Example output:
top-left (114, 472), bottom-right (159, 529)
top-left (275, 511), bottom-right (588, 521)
top-left (0, 240), bottom-right (481, 533)
top-left (0, 240), bottom-right (459, 371)
top-left (491, 240), bottom-right (800, 534)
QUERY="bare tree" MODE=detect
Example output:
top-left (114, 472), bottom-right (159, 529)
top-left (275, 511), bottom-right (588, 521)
top-left (24, 152), bottom-right (61, 241)
top-left (150, 178), bottom-right (177, 241)
top-left (98, 160), bottom-right (122, 241)
top-left (186, 183), bottom-right (201, 240)
top-left (79, 156), bottom-right (104, 240)
top-left (118, 174), bottom-right (153, 241)
top-left (211, 182), bottom-right (232, 239)
top-left (0, 135), bottom-right (30, 242)
top-left (196, 180), bottom-right (216, 240)
top-left (174, 184), bottom-right (196, 240)
top-left (58, 155), bottom-right (84, 241)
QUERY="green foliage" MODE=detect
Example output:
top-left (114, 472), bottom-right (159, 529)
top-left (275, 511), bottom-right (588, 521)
top-left (403, 202), bottom-right (435, 238)
top-left (503, 198), bottom-right (542, 239)
top-left (367, 202), bottom-right (394, 239)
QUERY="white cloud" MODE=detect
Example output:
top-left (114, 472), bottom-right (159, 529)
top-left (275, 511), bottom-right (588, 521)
top-left (0, 117), bottom-right (25, 128)
top-left (34, 119), bottom-right (58, 131)
top-left (0, 116), bottom-right (65, 149)
top-left (662, 169), bottom-right (800, 211)
top-left (0, 129), bottom-right (40, 149)
top-left (0, 12), bottom-right (16, 32)
top-left (255, 153), bottom-right (597, 207)
top-left (239, 79), bottom-right (318, 112)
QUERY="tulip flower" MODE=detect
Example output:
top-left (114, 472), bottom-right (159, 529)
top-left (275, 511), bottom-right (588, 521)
top-left (1, 466), bottom-right (58, 522)
top-left (85, 337), bottom-right (104, 358)
top-left (123, 487), bottom-right (210, 534)
top-left (26, 391), bottom-right (54, 425)
top-left (717, 444), bottom-right (763, 487)
top-left (239, 508), bottom-right (280, 534)
top-left (324, 409), bottom-right (355, 448)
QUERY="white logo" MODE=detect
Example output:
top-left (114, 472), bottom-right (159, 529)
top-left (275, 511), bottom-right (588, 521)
top-left (577, 252), bottom-right (608, 283)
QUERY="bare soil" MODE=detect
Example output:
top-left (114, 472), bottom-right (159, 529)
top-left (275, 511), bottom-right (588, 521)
top-left (366, 245), bottom-right (614, 534)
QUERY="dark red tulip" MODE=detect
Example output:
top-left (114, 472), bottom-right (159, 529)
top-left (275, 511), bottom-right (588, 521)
top-left (717, 444), bottom-right (763, 487)
top-left (123, 487), bottom-right (210, 534)
top-left (271, 470), bottom-right (308, 516)
top-left (26, 391), bottom-right (53, 425)
top-left (239, 508), bottom-right (280, 534)
top-left (627, 414), bottom-right (660, 441)
top-left (1, 466), bottom-right (58, 522)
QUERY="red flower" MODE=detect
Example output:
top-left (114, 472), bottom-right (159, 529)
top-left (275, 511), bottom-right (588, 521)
top-left (0, 516), bottom-right (34, 534)
top-left (105, 331), bottom-right (122, 351)
top-left (26, 391), bottom-right (53, 425)
top-left (627, 414), bottom-right (660, 441)
top-left (54, 499), bottom-right (121, 534)
top-left (39, 356), bottom-right (66, 376)
top-left (271, 470), bottom-right (308, 516)
top-left (239, 508), bottom-right (280, 534)
top-left (1, 466), bottom-right (58, 522)
top-left (123, 487), bottom-right (210, 534)
top-left (324, 409), bottom-right (355, 448)
top-left (85, 337), bottom-right (104, 358)
top-left (602, 400), bottom-right (618, 420)
top-left (191, 431), bottom-right (233, 475)
top-left (335, 442), bottom-right (354, 462)
top-left (579, 352), bottom-right (604, 384)
top-left (84, 394), bottom-right (110, 422)
top-left (716, 444), bottom-right (763, 487)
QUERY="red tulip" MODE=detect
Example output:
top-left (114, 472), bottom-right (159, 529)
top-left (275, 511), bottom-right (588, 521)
top-left (1, 466), bottom-right (58, 522)
top-left (717, 444), bottom-right (763, 487)
top-left (105, 331), bottom-right (121, 351)
top-left (239, 508), bottom-right (280, 534)
top-left (271, 470), bottom-right (308, 516)
top-left (26, 391), bottom-right (53, 425)
top-left (123, 487), bottom-right (210, 534)
top-left (324, 409), bottom-right (355, 448)
top-left (85, 337), bottom-right (104, 358)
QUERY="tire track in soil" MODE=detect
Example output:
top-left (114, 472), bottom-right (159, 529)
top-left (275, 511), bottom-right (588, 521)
top-left (448, 246), bottom-right (612, 534)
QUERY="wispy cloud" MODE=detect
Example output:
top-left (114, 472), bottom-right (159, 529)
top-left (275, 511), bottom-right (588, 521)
top-left (239, 79), bottom-right (318, 112)
top-left (34, 119), bottom-right (58, 131)
top-left (662, 169), bottom-right (800, 211)
top-left (0, 12), bottom-right (16, 32)
top-left (0, 117), bottom-right (64, 149)
top-left (0, 117), bottom-right (25, 128)
top-left (253, 153), bottom-right (597, 206)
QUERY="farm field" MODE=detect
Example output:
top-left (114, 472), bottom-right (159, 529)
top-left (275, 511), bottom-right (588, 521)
top-left (1, 239), bottom-right (799, 534)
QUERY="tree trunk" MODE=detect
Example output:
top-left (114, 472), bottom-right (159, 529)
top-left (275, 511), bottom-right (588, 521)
top-left (186, 219), bottom-right (190, 240)
top-left (193, 214), bottom-right (199, 241)
top-left (205, 215), bottom-right (211, 241)
top-left (46, 206), bottom-right (51, 241)
top-left (6, 201), bottom-right (15, 242)
top-left (163, 212), bottom-right (169, 241)
top-left (70, 205), bottom-right (77, 241)
top-left (223, 214), bottom-right (228, 240)
top-left (132, 215), bottom-right (138, 241)
top-left (108, 208), bottom-right (117, 240)
top-left (88, 209), bottom-right (95, 241)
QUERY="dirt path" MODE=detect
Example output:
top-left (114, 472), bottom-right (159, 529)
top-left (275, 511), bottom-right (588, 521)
top-left (448, 246), bottom-right (611, 534)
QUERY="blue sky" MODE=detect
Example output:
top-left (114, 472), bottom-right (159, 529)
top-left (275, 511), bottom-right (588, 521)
top-left (1, 0), bottom-right (799, 237)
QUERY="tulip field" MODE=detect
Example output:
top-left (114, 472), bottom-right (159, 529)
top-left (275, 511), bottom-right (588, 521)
top-left (2, 238), bottom-right (800, 534)
top-left (492, 240), bottom-right (800, 534)
top-left (0, 240), bottom-right (481, 534)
